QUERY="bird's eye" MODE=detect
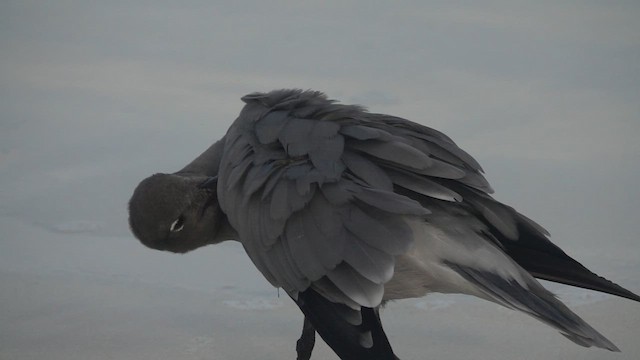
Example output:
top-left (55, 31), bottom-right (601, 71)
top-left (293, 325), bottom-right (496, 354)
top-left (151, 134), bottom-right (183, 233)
top-left (170, 216), bottom-right (185, 232)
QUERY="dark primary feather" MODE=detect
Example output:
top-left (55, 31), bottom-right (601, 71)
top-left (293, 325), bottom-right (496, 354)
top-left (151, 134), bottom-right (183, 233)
top-left (504, 222), bottom-right (640, 302)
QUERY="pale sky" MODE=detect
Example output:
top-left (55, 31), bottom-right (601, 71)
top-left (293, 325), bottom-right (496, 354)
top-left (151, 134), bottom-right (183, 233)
top-left (1, 2), bottom-right (639, 359)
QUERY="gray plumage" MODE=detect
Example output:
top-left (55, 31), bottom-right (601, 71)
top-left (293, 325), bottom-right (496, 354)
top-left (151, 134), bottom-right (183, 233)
top-left (129, 89), bottom-right (640, 360)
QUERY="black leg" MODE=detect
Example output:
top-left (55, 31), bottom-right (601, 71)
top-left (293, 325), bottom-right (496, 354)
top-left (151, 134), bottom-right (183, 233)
top-left (296, 316), bottom-right (316, 360)
top-left (293, 288), bottom-right (397, 360)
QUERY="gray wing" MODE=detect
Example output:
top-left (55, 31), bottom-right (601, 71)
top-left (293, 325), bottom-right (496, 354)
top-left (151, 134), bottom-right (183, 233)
top-left (217, 90), bottom-right (640, 308)
top-left (217, 90), bottom-right (488, 307)
top-left (215, 90), bottom-right (639, 354)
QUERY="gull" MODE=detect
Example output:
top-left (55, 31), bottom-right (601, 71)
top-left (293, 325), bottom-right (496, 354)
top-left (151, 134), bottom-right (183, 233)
top-left (129, 89), bottom-right (639, 360)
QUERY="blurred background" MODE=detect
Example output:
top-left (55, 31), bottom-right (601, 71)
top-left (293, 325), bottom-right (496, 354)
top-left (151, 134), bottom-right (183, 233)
top-left (1, 1), bottom-right (639, 359)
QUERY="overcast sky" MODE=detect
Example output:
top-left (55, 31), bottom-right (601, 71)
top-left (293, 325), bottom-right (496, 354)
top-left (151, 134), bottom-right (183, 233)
top-left (1, 1), bottom-right (639, 359)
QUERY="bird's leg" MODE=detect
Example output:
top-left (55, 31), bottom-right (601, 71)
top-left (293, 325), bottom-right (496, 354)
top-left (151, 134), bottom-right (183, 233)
top-left (296, 316), bottom-right (316, 360)
top-left (375, 306), bottom-right (402, 360)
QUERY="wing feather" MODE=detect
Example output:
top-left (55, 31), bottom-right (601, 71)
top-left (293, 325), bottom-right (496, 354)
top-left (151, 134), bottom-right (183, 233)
top-left (342, 151), bottom-right (393, 190)
top-left (218, 89), bottom-right (491, 308)
top-left (255, 110), bottom-right (289, 144)
top-left (326, 263), bottom-right (385, 308)
top-left (303, 200), bottom-right (346, 270)
top-left (350, 140), bottom-right (433, 170)
top-left (342, 235), bottom-right (395, 284)
top-left (388, 169), bottom-right (462, 202)
top-left (344, 205), bottom-right (414, 255)
top-left (353, 187), bottom-right (430, 216)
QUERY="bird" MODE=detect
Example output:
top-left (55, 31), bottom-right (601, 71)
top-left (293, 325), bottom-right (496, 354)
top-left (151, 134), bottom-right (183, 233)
top-left (128, 89), bottom-right (640, 360)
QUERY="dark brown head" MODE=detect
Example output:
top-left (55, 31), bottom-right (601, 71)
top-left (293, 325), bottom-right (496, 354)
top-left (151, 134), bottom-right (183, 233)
top-left (128, 173), bottom-right (228, 253)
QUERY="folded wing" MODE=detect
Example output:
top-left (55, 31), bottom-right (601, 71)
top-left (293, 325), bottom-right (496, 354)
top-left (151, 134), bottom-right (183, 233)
top-left (216, 89), bottom-right (639, 356)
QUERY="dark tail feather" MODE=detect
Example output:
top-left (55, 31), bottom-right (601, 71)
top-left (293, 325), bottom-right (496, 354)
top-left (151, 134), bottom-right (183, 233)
top-left (504, 223), bottom-right (640, 302)
top-left (509, 244), bottom-right (640, 302)
top-left (439, 180), bottom-right (640, 302)
top-left (294, 288), bottom-right (398, 360)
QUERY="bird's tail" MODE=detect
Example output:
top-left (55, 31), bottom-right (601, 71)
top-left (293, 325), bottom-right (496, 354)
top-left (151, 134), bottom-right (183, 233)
top-left (447, 262), bottom-right (620, 351)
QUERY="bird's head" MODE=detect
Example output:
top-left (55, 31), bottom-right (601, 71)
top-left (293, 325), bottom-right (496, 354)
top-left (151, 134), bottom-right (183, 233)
top-left (128, 173), bottom-right (227, 253)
